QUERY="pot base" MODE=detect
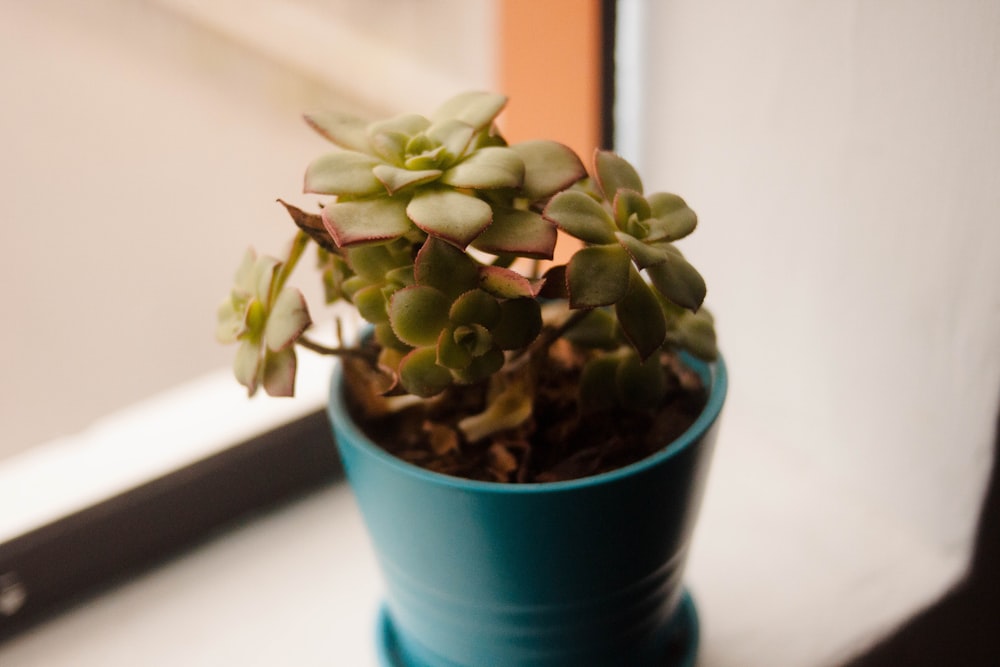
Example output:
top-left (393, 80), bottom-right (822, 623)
top-left (375, 590), bottom-right (700, 667)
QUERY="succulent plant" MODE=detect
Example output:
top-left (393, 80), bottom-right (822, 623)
top-left (217, 91), bottom-right (717, 442)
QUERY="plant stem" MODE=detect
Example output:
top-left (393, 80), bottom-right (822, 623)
top-left (513, 308), bottom-right (591, 362)
top-left (296, 334), bottom-right (378, 365)
top-left (273, 230), bottom-right (310, 295)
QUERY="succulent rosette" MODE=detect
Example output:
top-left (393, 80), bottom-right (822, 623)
top-left (382, 237), bottom-right (543, 397)
top-left (543, 150), bottom-right (709, 360)
top-left (302, 91), bottom-right (584, 257)
top-left (215, 248), bottom-right (311, 396)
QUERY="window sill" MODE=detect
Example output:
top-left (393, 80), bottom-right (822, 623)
top-left (0, 389), bottom-right (971, 666)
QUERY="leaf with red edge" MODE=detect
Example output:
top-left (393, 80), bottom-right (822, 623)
top-left (322, 198), bottom-right (412, 247)
top-left (594, 150), bottom-right (643, 198)
top-left (615, 231), bottom-right (669, 269)
top-left (647, 192), bottom-right (698, 241)
top-left (389, 285), bottom-right (451, 347)
top-left (478, 265), bottom-right (543, 299)
top-left (265, 288), bottom-right (312, 351)
top-left (440, 147), bottom-right (524, 189)
top-left (538, 265), bottom-right (568, 299)
top-left (431, 91), bottom-right (507, 130)
top-left (472, 207), bottom-right (556, 259)
top-left (414, 236), bottom-right (479, 297)
top-left (303, 110), bottom-right (370, 152)
top-left (612, 189), bottom-right (651, 227)
top-left (449, 290), bottom-right (501, 327)
top-left (544, 191), bottom-right (617, 244)
top-left (406, 188), bottom-right (492, 248)
top-left (510, 140), bottom-right (586, 200)
top-left (373, 164), bottom-right (442, 194)
top-left (262, 347), bottom-right (298, 397)
top-left (645, 246), bottom-right (707, 311)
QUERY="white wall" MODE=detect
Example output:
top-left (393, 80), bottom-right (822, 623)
top-left (622, 0), bottom-right (1000, 663)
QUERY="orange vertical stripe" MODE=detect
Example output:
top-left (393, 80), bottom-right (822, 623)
top-left (498, 0), bottom-right (604, 263)
top-left (497, 0), bottom-right (603, 162)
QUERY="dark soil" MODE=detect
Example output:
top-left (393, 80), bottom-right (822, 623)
top-left (342, 341), bottom-right (708, 484)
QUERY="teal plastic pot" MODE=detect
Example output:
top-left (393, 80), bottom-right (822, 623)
top-left (328, 353), bottom-right (727, 667)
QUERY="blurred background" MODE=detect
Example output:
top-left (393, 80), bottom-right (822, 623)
top-left (0, 0), bottom-right (496, 461)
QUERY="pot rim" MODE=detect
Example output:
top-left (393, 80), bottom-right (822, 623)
top-left (328, 351), bottom-right (727, 495)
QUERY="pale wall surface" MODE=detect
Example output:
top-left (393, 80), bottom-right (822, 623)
top-left (620, 0), bottom-right (1000, 664)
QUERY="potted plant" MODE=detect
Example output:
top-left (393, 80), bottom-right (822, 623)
top-left (217, 91), bottom-right (726, 667)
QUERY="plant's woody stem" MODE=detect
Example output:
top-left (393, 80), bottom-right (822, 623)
top-left (296, 334), bottom-right (378, 365)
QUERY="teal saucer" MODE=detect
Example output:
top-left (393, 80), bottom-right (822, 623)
top-left (375, 590), bottom-right (700, 667)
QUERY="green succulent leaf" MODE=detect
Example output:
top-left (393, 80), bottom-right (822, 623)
top-left (448, 290), bottom-right (500, 329)
top-left (406, 188), bottom-right (492, 248)
top-left (369, 113), bottom-right (431, 142)
top-left (615, 268), bottom-right (666, 360)
top-left (478, 265), bottom-right (543, 299)
top-left (612, 189), bottom-right (651, 228)
top-left (352, 283), bottom-right (390, 323)
top-left (645, 246), bottom-right (707, 311)
top-left (492, 298), bottom-right (542, 350)
top-left (374, 321), bottom-right (409, 351)
top-left (233, 339), bottom-right (262, 396)
top-left (566, 244), bottom-right (631, 308)
top-left (452, 346), bottom-right (504, 384)
top-left (440, 146), bottom-right (524, 189)
top-left (304, 151), bottom-right (383, 196)
top-left (216, 296), bottom-right (247, 344)
top-left (369, 131), bottom-right (409, 166)
top-left (544, 190), bottom-right (617, 244)
top-left (414, 236), bottom-right (479, 297)
top-left (425, 119), bottom-right (476, 162)
top-left (303, 110), bottom-right (371, 153)
top-left (509, 140), bottom-right (586, 201)
top-left (322, 197), bottom-right (412, 247)
top-left (404, 147), bottom-right (446, 171)
top-left (647, 192), bottom-right (697, 241)
top-left (615, 231), bottom-right (669, 269)
top-left (346, 242), bottom-right (410, 282)
top-left (437, 326), bottom-right (473, 370)
top-left (372, 164), bottom-right (442, 194)
top-left (264, 288), bottom-right (312, 351)
top-left (452, 324), bottom-right (494, 357)
top-left (594, 150), bottom-right (644, 198)
top-left (431, 91), bottom-right (507, 130)
top-left (389, 285), bottom-right (452, 347)
top-left (398, 346), bottom-right (453, 397)
top-left (472, 207), bottom-right (556, 259)
top-left (449, 289), bottom-right (501, 327)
